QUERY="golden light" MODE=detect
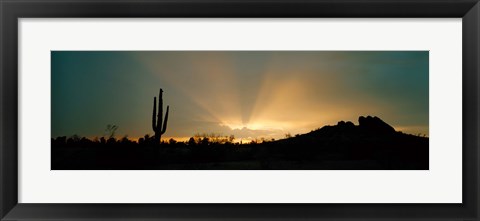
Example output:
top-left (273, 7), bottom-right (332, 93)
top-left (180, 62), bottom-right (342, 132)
top-left (134, 51), bottom-right (429, 140)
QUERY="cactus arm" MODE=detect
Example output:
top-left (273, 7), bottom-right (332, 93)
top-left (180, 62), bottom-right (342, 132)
top-left (152, 97), bottom-right (157, 131)
top-left (157, 89), bottom-right (163, 134)
top-left (161, 106), bottom-right (169, 134)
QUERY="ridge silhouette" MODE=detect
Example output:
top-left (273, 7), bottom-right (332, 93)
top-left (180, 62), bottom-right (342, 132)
top-left (51, 115), bottom-right (428, 170)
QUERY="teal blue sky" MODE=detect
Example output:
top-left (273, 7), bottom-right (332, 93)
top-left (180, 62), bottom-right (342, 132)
top-left (51, 51), bottom-right (429, 141)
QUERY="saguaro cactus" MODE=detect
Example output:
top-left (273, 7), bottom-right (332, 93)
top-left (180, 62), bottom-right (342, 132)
top-left (152, 88), bottom-right (169, 145)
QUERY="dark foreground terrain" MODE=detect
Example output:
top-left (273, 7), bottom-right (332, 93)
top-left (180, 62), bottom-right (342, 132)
top-left (52, 116), bottom-right (428, 170)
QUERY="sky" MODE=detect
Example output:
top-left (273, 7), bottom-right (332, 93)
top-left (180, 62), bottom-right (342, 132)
top-left (51, 51), bottom-right (429, 141)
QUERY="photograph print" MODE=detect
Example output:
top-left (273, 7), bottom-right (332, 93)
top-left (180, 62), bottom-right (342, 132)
top-left (51, 51), bottom-right (429, 170)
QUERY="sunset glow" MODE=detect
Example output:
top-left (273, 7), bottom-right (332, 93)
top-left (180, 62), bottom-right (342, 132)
top-left (52, 51), bottom-right (429, 141)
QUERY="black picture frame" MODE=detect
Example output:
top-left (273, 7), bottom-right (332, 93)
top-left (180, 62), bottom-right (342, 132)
top-left (1, 0), bottom-right (479, 220)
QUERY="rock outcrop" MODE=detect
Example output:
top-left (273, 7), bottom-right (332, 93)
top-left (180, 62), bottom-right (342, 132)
top-left (358, 116), bottom-right (395, 133)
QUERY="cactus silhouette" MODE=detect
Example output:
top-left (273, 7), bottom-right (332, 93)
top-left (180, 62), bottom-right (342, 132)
top-left (152, 88), bottom-right (169, 145)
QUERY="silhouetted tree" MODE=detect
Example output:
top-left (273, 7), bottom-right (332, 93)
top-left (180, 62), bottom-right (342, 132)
top-left (107, 137), bottom-right (116, 145)
top-left (105, 124), bottom-right (118, 139)
top-left (201, 137), bottom-right (209, 146)
top-left (121, 136), bottom-right (131, 145)
top-left (100, 137), bottom-right (106, 145)
top-left (169, 138), bottom-right (177, 145)
top-left (188, 137), bottom-right (196, 146)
